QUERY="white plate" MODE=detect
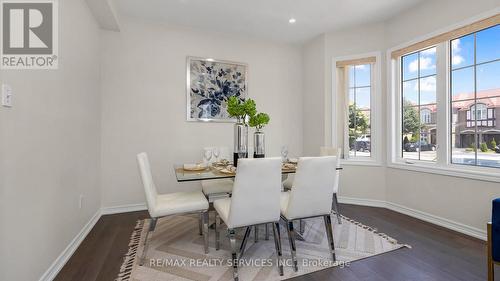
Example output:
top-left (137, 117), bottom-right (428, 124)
top-left (183, 163), bottom-right (208, 171)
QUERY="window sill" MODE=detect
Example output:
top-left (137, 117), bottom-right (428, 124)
top-left (388, 161), bottom-right (500, 183)
top-left (341, 159), bottom-right (382, 167)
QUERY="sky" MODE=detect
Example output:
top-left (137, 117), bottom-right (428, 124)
top-left (396, 24), bottom-right (498, 107)
top-left (349, 24), bottom-right (498, 111)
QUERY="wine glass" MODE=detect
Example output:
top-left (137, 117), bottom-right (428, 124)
top-left (237, 145), bottom-right (247, 165)
top-left (281, 145), bottom-right (288, 163)
top-left (203, 148), bottom-right (213, 164)
top-left (213, 147), bottom-right (220, 162)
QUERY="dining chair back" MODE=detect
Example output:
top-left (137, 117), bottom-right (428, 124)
top-left (320, 147), bottom-right (341, 193)
top-left (137, 152), bottom-right (158, 215)
top-left (213, 157), bottom-right (284, 280)
top-left (279, 156), bottom-right (338, 272)
top-left (283, 156), bottom-right (338, 220)
top-left (320, 147), bottom-right (343, 223)
top-left (228, 157), bottom-right (282, 228)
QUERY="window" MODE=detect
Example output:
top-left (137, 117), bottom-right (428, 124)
top-left (348, 64), bottom-right (372, 158)
top-left (390, 15), bottom-right (500, 178)
top-left (421, 108), bottom-right (432, 124)
top-left (470, 104), bottom-right (488, 121)
top-left (401, 47), bottom-right (437, 162)
top-left (334, 54), bottom-right (380, 164)
top-left (465, 104), bottom-right (496, 127)
top-left (451, 25), bottom-right (500, 168)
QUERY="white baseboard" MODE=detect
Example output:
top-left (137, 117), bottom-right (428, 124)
top-left (101, 203), bottom-right (147, 215)
top-left (338, 196), bottom-right (487, 241)
top-left (38, 210), bottom-right (101, 281)
top-left (338, 196), bottom-right (387, 208)
top-left (39, 203), bottom-right (147, 281)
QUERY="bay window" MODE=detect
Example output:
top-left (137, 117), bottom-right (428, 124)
top-left (390, 15), bottom-right (500, 178)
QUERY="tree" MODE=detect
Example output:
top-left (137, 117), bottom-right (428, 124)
top-left (349, 104), bottom-right (369, 147)
top-left (491, 138), bottom-right (497, 149)
top-left (348, 104), bottom-right (369, 135)
top-left (402, 100), bottom-right (421, 134)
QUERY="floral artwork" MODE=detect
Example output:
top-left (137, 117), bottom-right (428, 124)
top-left (187, 57), bottom-right (247, 121)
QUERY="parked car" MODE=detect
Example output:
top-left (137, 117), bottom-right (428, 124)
top-left (404, 141), bottom-right (436, 152)
top-left (352, 140), bottom-right (371, 152)
top-left (495, 145), bottom-right (500, 153)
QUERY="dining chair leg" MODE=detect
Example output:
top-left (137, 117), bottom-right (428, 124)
top-left (215, 212), bottom-right (221, 250)
top-left (239, 227), bottom-right (252, 257)
top-left (140, 217), bottom-right (157, 266)
top-left (265, 223), bottom-right (270, 240)
top-left (299, 219), bottom-right (305, 234)
top-left (272, 222), bottom-right (284, 276)
top-left (323, 215), bottom-right (336, 262)
top-left (229, 229), bottom-right (239, 281)
top-left (203, 211), bottom-right (209, 254)
top-left (254, 225), bottom-right (259, 242)
top-left (198, 212), bottom-right (203, 235)
top-left (287, 221), bottom-right (298, 272)
top-left (332, 193), bottom-right (342, 224)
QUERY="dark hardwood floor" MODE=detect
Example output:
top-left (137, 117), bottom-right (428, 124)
top-left (55, 204), bottom-right (488, 281)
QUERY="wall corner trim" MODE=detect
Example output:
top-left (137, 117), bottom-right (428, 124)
top-left (338, 196), bottom-right (487, 241)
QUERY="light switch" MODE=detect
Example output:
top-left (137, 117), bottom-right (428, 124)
top-left (2, 84), bottom-right (12, 107)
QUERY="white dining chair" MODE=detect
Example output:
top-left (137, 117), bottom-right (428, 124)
top-left (320, 147), bottom-right (342, 224)
top-left (280, 156), bottom-right (338, 272)
top-left (213, 158), bottom-right (284, 281)
top-left (199, 178), bottom-right (233, 235)
top-left (283, 147), bottom-right (343, 225)
top-left (137, 153), bottom-right (210, 265)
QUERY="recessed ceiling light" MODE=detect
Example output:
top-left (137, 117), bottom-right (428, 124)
top-left (288, 18), bottom-right (296, 24)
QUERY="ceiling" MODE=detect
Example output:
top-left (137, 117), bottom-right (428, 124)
top-left (113, 0), bottom-right (426, 44)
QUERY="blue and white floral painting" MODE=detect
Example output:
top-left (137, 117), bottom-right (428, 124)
top-left (187, 57), bottom-right (247, 121)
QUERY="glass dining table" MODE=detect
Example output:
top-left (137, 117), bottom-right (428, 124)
top-left (174, 163), bottom-right (299, 182)
top-left (174, 162), bottom-right (342, 182)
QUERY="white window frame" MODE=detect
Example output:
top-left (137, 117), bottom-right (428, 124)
top-left (332, 52), bottom-right (382, 166)
top-left (397, 44), bottom-right (444, 165)
top-left (387, 11), bottom-right (500, 183)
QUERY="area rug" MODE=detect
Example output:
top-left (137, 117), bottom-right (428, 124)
top-left (116, 214), bottom-right (409, 281)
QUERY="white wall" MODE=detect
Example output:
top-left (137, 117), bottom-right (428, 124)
top-left (0, 1), bottom-right (101, 280)
top-left (100, 18), bottom-right (303, 207)
top-left (383, 0), bottom-right (500, 233)
top-left (302, 0), bottom-right (500, 237)
top-left (301, 23), bottom-right (388, 201)
top-left (302, 34), bottom-right (326, 156)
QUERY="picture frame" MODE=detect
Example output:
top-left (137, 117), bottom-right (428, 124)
top-left (186, 56), bottom-right (248, 122)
